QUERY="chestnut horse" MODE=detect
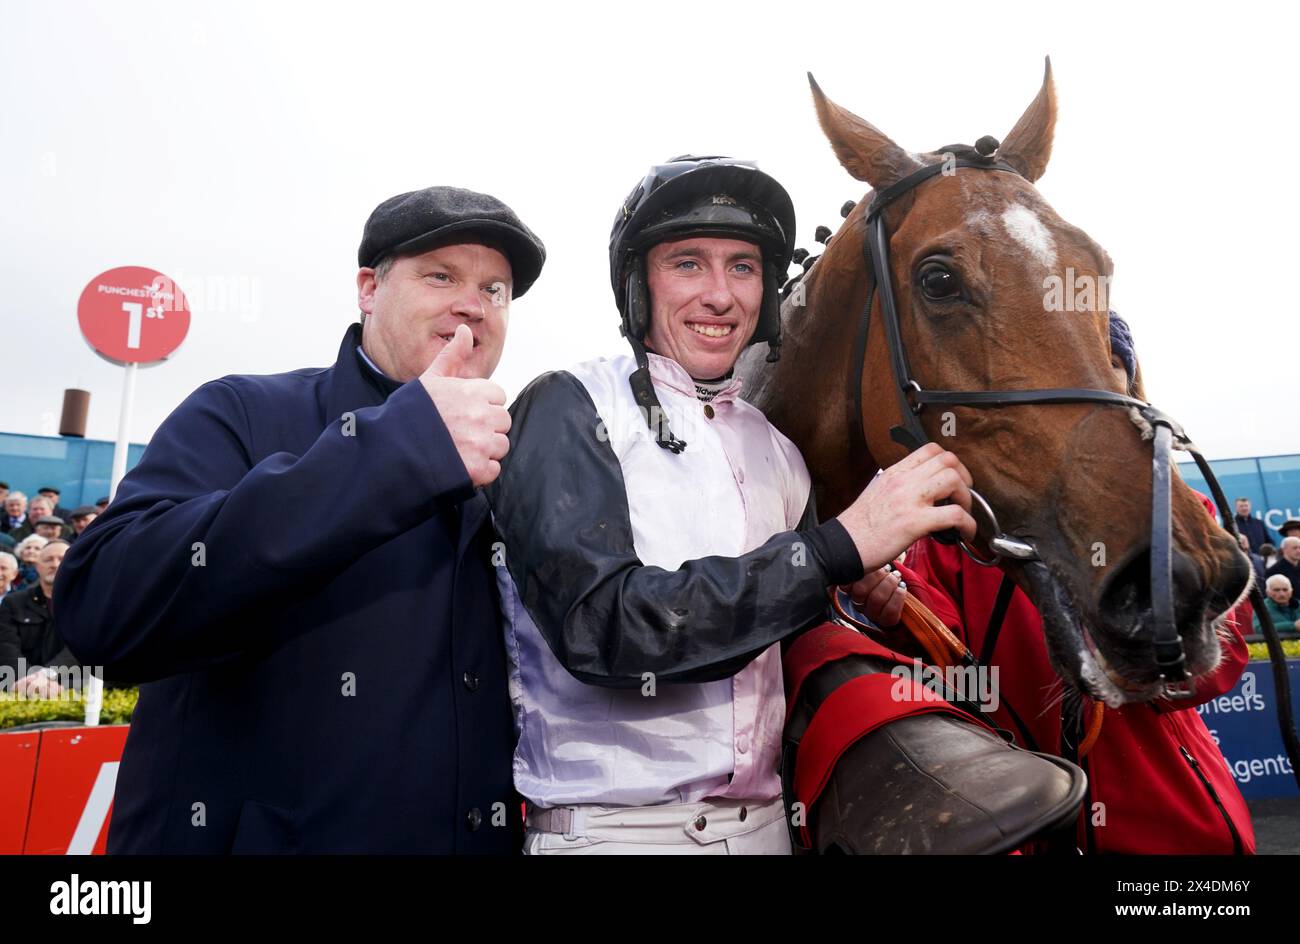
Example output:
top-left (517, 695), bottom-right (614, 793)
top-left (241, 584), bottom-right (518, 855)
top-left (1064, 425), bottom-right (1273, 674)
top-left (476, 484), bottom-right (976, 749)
top-left (739, 61), bottom-right (1253, 708)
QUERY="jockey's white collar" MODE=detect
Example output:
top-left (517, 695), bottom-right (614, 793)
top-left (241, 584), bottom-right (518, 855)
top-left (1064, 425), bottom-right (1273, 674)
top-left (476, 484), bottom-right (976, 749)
top-left (646, 352), bottom-right (743, 404)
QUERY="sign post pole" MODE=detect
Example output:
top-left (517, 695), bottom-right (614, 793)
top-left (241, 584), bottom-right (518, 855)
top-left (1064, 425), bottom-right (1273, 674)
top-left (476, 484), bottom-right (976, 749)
top-left (109, 363), bottom-right (138, 503)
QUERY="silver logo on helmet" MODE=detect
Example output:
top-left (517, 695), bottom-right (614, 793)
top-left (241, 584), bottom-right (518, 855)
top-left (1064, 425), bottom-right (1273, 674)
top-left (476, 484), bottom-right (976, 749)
top-left (711, 195), bottom-right (737, 206)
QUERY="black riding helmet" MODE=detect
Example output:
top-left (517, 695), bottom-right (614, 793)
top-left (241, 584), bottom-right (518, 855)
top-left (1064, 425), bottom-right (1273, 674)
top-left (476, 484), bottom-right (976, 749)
top-left (610, 155), bottom-right (796, 359)
top-left (608, 156), bottom-right (797, 453)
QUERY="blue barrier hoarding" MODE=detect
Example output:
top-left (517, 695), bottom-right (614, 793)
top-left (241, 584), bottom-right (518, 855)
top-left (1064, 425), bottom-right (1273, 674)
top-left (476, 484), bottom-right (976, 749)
top-left (1198, 659), bottom-right (1300, 799)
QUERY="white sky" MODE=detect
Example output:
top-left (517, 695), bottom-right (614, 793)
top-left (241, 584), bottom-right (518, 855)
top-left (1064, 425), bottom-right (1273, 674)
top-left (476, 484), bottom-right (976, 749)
top-left (1, 0), bottom-right (1294, 460)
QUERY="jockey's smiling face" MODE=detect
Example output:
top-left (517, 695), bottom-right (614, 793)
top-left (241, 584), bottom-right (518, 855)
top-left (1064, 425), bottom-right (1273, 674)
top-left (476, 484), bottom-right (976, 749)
top-left (357, 242), bottom-right (513, 382)
top-left (643, 236), bottom-right (763, 380)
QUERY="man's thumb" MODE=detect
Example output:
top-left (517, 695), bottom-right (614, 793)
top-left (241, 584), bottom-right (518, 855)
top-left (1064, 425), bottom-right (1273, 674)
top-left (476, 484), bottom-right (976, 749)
top-left (429, 324), bottom-right (473, 378)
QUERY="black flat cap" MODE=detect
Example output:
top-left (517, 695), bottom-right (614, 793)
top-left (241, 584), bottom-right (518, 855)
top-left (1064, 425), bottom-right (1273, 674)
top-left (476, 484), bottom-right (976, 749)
top-left (35, 515), bottom-right (64, 527)
top-left (358, 186), bottom-right (546, 298)
top-left (70, 505), bottom-right (98, 519)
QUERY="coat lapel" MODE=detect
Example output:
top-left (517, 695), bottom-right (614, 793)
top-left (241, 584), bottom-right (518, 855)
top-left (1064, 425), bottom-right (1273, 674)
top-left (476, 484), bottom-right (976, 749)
top-left (323, 323), bottom-right (389, 422)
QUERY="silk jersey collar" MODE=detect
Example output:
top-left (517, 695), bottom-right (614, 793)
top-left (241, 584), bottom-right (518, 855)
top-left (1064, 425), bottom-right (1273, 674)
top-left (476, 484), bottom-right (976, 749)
top-left (646, 352), bottom-right (743, 404)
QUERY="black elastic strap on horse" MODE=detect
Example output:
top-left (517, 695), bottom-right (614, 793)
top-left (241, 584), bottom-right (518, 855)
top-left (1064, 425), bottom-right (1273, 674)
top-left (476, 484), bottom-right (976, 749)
top-left (976, 572), bottom-right (1042, 754)
top-left (980, 574), bottom-right (1017, 667)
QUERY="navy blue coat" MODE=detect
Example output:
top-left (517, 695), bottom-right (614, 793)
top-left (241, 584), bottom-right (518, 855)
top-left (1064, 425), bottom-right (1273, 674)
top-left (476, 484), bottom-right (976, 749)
top-left (54, 324), bottom-right (519, 854)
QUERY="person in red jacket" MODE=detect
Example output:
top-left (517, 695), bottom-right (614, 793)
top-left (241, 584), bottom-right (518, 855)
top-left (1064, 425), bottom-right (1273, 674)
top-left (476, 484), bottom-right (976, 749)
top-left (844, 315), bottom-right (1255, 853)
top-left (898, 528), bottom-right (1254, 854)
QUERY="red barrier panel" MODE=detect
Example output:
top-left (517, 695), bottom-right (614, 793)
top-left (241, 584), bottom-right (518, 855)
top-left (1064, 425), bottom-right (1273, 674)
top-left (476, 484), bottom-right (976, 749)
top-left (0, 730), bottom-right (41, 854)
top-left (22, 726), bottom-right (129, 855)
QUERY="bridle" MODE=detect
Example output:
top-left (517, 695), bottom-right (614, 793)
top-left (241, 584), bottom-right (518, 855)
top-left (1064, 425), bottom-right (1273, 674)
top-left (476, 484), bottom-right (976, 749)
top-left (846, 150), bottom-right (1300, 785)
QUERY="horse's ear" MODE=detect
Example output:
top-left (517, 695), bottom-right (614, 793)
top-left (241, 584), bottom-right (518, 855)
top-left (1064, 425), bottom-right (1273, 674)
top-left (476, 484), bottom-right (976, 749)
top-left (808, 73), bottom-right (920, 189)
top-left (999, 57), bottom-right (1057, 183)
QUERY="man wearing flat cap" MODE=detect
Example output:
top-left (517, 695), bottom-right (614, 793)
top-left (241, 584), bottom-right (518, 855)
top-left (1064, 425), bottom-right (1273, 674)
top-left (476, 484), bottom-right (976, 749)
top-left (67, 505), bottom-right (98, 541)
top-left (56, 186), bottom-right (545, 854)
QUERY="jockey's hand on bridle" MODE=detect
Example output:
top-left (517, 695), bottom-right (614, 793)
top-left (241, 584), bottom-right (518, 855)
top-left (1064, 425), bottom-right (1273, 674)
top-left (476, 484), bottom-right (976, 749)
top-left (834, 442), bottom-right (977, 572)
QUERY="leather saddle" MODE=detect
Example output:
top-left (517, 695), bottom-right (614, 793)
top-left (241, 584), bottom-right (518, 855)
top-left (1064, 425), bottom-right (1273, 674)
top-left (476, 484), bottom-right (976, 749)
top-left (782, 617), bottom-right (1087, 855)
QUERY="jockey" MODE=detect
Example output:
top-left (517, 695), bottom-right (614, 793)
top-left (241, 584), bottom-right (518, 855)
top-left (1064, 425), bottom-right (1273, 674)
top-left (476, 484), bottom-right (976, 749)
top-left (487, 156), bottom-right (979, 854)
top-left (857, 313), bottom-right (1256, 854)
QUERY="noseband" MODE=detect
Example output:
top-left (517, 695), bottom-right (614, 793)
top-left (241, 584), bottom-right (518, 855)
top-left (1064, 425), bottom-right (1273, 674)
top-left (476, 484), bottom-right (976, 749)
top-left (852, 155), bottom-right (1244, 690)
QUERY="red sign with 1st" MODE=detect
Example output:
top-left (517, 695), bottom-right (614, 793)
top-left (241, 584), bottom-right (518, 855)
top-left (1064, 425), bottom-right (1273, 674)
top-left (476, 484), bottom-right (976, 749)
top-left (77, 266), bottom-right (190, 365)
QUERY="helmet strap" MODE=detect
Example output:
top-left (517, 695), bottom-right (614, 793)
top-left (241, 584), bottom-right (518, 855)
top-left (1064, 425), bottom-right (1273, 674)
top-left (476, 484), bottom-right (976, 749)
top-left (626, 335), bottom-right (688, 454)
top-left (759, 262), bottom-right (783, 363)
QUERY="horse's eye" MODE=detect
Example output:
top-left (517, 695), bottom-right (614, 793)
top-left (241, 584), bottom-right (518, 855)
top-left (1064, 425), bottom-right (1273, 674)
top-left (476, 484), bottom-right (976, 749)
top-left (918, 263), bottom-right (959, 300)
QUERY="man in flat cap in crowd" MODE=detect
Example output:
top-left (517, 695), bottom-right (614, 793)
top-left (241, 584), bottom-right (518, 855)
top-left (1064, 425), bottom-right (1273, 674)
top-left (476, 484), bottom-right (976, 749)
top-left (67, 506), bottom-right (98, 541)
top-left (56, 186), bottom-right (545, 854)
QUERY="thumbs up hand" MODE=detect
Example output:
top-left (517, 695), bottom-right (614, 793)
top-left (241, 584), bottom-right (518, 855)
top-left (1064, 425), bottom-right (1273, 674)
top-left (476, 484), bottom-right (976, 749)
top-left (418, 325), bottom-right (511, 487)
top-left (427, 322), bottom-right (477, 380)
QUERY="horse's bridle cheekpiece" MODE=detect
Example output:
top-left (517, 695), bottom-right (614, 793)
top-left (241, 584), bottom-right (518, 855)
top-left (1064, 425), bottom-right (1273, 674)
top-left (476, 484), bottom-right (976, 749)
top-left (851, 143), bottom-right (1300, 781)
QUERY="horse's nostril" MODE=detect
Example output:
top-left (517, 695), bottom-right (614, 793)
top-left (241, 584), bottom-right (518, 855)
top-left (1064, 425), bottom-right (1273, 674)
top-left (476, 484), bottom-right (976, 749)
top-left (1099, 548), bottom-right (1151, 628)
top-left (1098, 548), bottom-right (1206, 636)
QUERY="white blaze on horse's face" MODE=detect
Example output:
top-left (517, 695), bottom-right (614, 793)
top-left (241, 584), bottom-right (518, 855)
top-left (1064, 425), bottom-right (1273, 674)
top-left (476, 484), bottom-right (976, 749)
top-left (643, 236), bottom-right (764, 380)
top-left (1000, 203), bottom-right (1057, 270)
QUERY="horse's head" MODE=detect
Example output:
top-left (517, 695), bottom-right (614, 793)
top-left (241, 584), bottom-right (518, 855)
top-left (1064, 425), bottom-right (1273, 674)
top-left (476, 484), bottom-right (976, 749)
top-left (742, 61), bottom-right (1252, 706)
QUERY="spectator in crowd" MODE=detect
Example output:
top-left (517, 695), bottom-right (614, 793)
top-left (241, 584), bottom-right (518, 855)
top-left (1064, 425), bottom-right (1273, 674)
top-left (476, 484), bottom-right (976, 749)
top-left (1237, 533), bottom-right (1267, 587)
top-left (1260, 542), bottom-right (1279, 570)
top-left (1281, 519), bottom-right (1300, 542)
top-left (1266, 536), bottom-right (1300, 595)
top-left (0, 552), bottom-right (17, 597)
top-left (0, 539), bottom-right (79, 698)
top-left (0, 481), bottom-right (8, 505)
top-left (1232, 498), bottom-right (1270, 552)
top-left (10, 496), bottom-right (49, 543)
top-left (68, 506), bottom-right (98, 540)
top-left (23, 496), bottom-right (71, 540)
top-left (33, 516), bottom-right (66, 541)
top-left (1255, 574), bottom-right (1300, 634)
top-left (13, 535), bottom-right (46, 590)
top-left (0, 531), bottom-right (14, 555)
top-left (94, 496), bottom-right (110, 514)
top-left (37, 487), bottom-right (71, 521)
top-left (2, 491), bottom-right (28, 536)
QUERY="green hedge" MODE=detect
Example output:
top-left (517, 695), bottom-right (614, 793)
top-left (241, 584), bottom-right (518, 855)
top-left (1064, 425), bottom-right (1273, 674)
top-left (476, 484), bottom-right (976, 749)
top-left (1248, 639), bottom-right (1300, 662)
top-left (0, 688), bottom-right (138, 730)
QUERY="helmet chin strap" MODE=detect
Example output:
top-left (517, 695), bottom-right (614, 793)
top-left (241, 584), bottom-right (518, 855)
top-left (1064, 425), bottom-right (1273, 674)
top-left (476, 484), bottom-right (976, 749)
top-left (626, 334), bottom-right (688, 454)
